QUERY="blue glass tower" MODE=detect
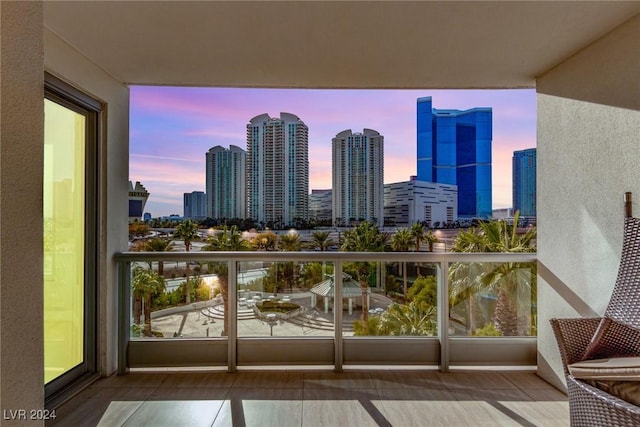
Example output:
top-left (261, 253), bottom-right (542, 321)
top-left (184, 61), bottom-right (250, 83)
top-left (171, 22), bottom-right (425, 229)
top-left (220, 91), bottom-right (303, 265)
top-left (416, 97), bottom-right (492, 218)
top-left (512, 148), bottom-right (536, 217)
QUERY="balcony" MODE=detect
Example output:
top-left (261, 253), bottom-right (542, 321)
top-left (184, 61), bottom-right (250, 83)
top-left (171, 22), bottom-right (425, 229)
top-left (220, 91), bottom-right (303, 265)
top-left (49, 370), bottom-right (567, 426)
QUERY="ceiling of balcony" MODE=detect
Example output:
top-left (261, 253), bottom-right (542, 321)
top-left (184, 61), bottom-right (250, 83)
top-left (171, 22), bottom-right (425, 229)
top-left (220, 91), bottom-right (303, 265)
top-left (43, 1), bottom-right (640, 89)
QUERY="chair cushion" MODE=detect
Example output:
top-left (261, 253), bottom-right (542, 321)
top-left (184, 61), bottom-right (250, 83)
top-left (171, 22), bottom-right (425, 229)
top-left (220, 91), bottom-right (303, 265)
top-left (586, 379), bottom-right (640, 407)
top-left (569, 357), bottom-right (640, 381)
top-left (581, 317), bottom-right (640, 361)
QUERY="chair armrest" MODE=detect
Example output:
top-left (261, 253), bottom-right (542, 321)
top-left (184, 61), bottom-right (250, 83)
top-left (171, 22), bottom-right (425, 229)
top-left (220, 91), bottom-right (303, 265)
top-left (550, 318), bottom-right (602, 374)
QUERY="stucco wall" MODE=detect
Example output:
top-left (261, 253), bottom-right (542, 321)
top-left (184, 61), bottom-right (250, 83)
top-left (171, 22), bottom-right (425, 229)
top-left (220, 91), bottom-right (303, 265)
top-left (44, 29), bottom-right (129, 376)
top-left (0, 1), bottom-right (45, 421)
top-left (536, 14), bottom-right (640, 389)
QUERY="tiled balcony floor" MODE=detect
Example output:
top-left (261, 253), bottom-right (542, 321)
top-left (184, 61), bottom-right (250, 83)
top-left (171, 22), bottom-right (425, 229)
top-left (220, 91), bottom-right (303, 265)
top-left (48, 370), bottom-right (569, 426)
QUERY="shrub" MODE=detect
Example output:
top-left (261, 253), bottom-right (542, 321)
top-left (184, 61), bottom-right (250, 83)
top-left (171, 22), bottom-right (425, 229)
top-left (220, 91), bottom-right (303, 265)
top-left (474, 323), bottom-right (503, 336)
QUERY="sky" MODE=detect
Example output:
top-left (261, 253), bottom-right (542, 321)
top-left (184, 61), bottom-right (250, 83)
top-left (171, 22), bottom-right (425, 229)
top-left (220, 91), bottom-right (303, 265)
top-left (130, 87), bottom-right (536, 218)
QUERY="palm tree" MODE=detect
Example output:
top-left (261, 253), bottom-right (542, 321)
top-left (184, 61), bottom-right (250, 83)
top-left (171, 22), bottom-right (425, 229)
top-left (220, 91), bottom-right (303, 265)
top-left (311, 231), bottom-right (332, 251)
top-left (449, 213), bottom-right (536, 336)
top-left (390, 228), bottom-right (413, 299)
top-left (173, 219), bottom-right (199, 252)
top-left (340, 221), bottom-right (387, 323)
top-left (132, 267), bottom-right (165, 336)
top-left (424, 230), bottom-right (440, 252)
top-left (202, 226), bottom-right (249, 336)
top-left (142, 237), bottom-right (174, 276)
top-left (279, 232), bottom-right (302, 251)
top-left (409, 223), bottom-right (425, 251)
top-left (279, 232), bottom-right (302, 292)
top-left (379, 302), bottom-right (436, 336)
top-left (410, 222), bottom-right (426, 276)
top-left (173, 220), bottom-right (200, 304)
top-left (311, 230), bottom-right (334, 280)
top-left (251, 230), bottom-right (278, 251)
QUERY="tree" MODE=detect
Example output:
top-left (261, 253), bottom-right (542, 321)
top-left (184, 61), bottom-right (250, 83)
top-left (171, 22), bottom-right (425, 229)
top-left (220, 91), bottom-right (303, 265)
top-left (132, 267), bottom-right (165, 336)
top-left (203, 226), bottom-right (249, 336)
top-left (129, 221), bottom-right (150, 238)
top-left (311, 231), bottom-right (333, 251)
top-left (173, 219), bottom-right (200, 252)
top-left (279, 231), bottom-right (302, 292)
top-left (340, 221), bottom-right (387, 323)
top-left (141, 237), bottom-right (174, 276)
top-left (353, 301), bottom-right (436, 336)
top-left (311, 230), bottom-right (334, 279)
top-left (173, 220), bottom-right (200, 304)
top-left (379, 302), bottom-right (436, 336)
top-left (409, 223), bottom-right (425, 252)
top-left (251, 230), bottom-right (278, 251)
top-left (410, 222), bottom-right (426, 276)
top-left (449, 212), bottom-right (536, 336)
top-left (279, 232), bottom-right (302, 251)
top-left (424, 230), bottom-right (440, 252)
top-left (390, 228), bottom-right (413, 299)
top-left (407, 275), bottom-right (437, 310)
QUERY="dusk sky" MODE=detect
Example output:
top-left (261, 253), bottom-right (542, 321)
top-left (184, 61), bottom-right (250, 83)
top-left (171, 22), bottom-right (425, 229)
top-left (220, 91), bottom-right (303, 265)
top-left (130, 87), bottom-right (536, 218)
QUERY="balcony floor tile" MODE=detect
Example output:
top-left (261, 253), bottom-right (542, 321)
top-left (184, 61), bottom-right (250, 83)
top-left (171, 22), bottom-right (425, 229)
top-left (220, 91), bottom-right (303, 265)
top-left (48, 370), bottom-right (569, 426)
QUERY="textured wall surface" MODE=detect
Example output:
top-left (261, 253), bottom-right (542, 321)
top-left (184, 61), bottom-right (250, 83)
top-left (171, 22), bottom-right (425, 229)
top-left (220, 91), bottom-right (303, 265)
top-left (536, 14), bottom-right (640, 389)
top-left (0, 1), bottom-right (45, 421)
top-left (44, 29), bottom-right (130, 377)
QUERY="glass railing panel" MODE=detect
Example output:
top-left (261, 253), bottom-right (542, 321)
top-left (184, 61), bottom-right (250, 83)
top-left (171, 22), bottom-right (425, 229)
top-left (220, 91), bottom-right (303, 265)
top-left (448, 261), bottom-right (537, 337)
top-left (130, 259), bottom-right (226, 339)
top-left (344, 261), bottom-right (439, 337)
top-left (237, 261), bottom-right (335, 337)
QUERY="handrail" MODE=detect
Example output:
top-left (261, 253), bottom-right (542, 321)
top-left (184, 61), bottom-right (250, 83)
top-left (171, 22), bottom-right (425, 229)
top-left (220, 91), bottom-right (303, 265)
top-left (114, 251), bottom-right (536, 263)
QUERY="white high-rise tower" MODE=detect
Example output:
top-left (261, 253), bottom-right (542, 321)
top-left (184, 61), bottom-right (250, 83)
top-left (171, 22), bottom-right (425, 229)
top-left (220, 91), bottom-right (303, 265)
top-left (246, 113), bottom-right (309, 228)
top-left (332, 129), bottom-right (384, 227)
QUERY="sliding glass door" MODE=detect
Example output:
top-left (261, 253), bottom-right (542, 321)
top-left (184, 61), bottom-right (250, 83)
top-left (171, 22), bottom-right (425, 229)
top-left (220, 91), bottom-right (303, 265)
top-left (44, 75), bottom-right (99, 402)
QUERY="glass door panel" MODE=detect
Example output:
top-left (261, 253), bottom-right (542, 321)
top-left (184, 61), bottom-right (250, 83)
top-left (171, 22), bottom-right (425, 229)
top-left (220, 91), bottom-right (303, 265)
top-left (44, 98), bottom-right (87, 383)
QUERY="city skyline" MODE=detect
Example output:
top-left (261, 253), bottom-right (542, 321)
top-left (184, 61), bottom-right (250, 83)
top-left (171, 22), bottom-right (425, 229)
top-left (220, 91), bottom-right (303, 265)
top-left (130, 87), bottom-right (536, 217)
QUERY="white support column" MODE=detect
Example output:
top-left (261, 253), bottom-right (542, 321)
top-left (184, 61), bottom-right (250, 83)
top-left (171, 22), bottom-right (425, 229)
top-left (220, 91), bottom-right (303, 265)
top-left (324, 296), bottom-right (329, 313)
top-left (348, 298), bottom-right (353, 315)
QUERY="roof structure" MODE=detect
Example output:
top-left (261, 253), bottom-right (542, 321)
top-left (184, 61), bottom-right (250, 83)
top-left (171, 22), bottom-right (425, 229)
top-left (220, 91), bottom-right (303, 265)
top-left (310, 273), bottom-right (369, 299)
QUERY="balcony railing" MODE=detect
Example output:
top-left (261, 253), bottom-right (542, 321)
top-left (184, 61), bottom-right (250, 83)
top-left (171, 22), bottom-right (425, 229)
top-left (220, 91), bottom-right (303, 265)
top-left (115, 251), bottom-right (537, 374)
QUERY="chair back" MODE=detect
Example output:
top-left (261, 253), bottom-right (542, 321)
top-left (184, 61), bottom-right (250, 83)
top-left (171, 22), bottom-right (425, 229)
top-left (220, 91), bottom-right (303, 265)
top-left (605, 216), bottom-right (640, 327)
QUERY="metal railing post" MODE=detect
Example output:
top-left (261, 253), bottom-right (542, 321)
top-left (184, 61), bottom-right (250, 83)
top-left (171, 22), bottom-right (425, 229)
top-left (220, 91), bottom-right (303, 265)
top-left (334, 261), bottom-right (343, 372)
top-left (438, 258), bottom-right (450, 372)
top-left (117, 260), bottom-right (131, 375)
top-left (228, 260), bottom-right (237, 372)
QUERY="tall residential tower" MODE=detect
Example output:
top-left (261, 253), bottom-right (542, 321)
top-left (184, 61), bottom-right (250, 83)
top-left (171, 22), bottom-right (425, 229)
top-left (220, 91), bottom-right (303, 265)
top-left (183, 191), bottom-right (206, 219)
top-left (417, 97), bottom-right (492, 218)
top-left (205, 145), bottom-right (246, 220)
top-left (512, 148), bottom-right (537, 217)
top-left (332, 129), bottom-right (384, 227)
top-left (247, 113), bottom-right (309, 227)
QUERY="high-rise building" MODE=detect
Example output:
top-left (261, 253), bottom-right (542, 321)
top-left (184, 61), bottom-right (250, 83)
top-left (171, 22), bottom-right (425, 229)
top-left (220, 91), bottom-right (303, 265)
top-left (128, 181), bottom-right (149, 223)
top-left (384, 178), bottom-right (457, 227)
top-left (246, 113), bottom-right (309, 227)
top-left (205, 145), bottom-right (246, 220)
top-left (512, 148), bottom-right (537, 217)
top-left (332, 129), bottom-right (384, 227)
top-left (183, 191), bottom-right (206, 219)
top-left (309, 189), bottom-right (332, 223)
top-left (417, 97), bottom-right (492, 218)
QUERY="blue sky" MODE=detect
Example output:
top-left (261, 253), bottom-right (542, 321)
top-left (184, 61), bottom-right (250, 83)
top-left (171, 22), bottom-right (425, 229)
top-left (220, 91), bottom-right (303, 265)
top-left (130, 87), bottom-right (536, 217)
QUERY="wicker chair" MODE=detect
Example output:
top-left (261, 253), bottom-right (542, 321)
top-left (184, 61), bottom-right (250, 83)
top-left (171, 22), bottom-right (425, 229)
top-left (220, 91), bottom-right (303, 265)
top-left (551, 216), bottom-right (640, 426)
